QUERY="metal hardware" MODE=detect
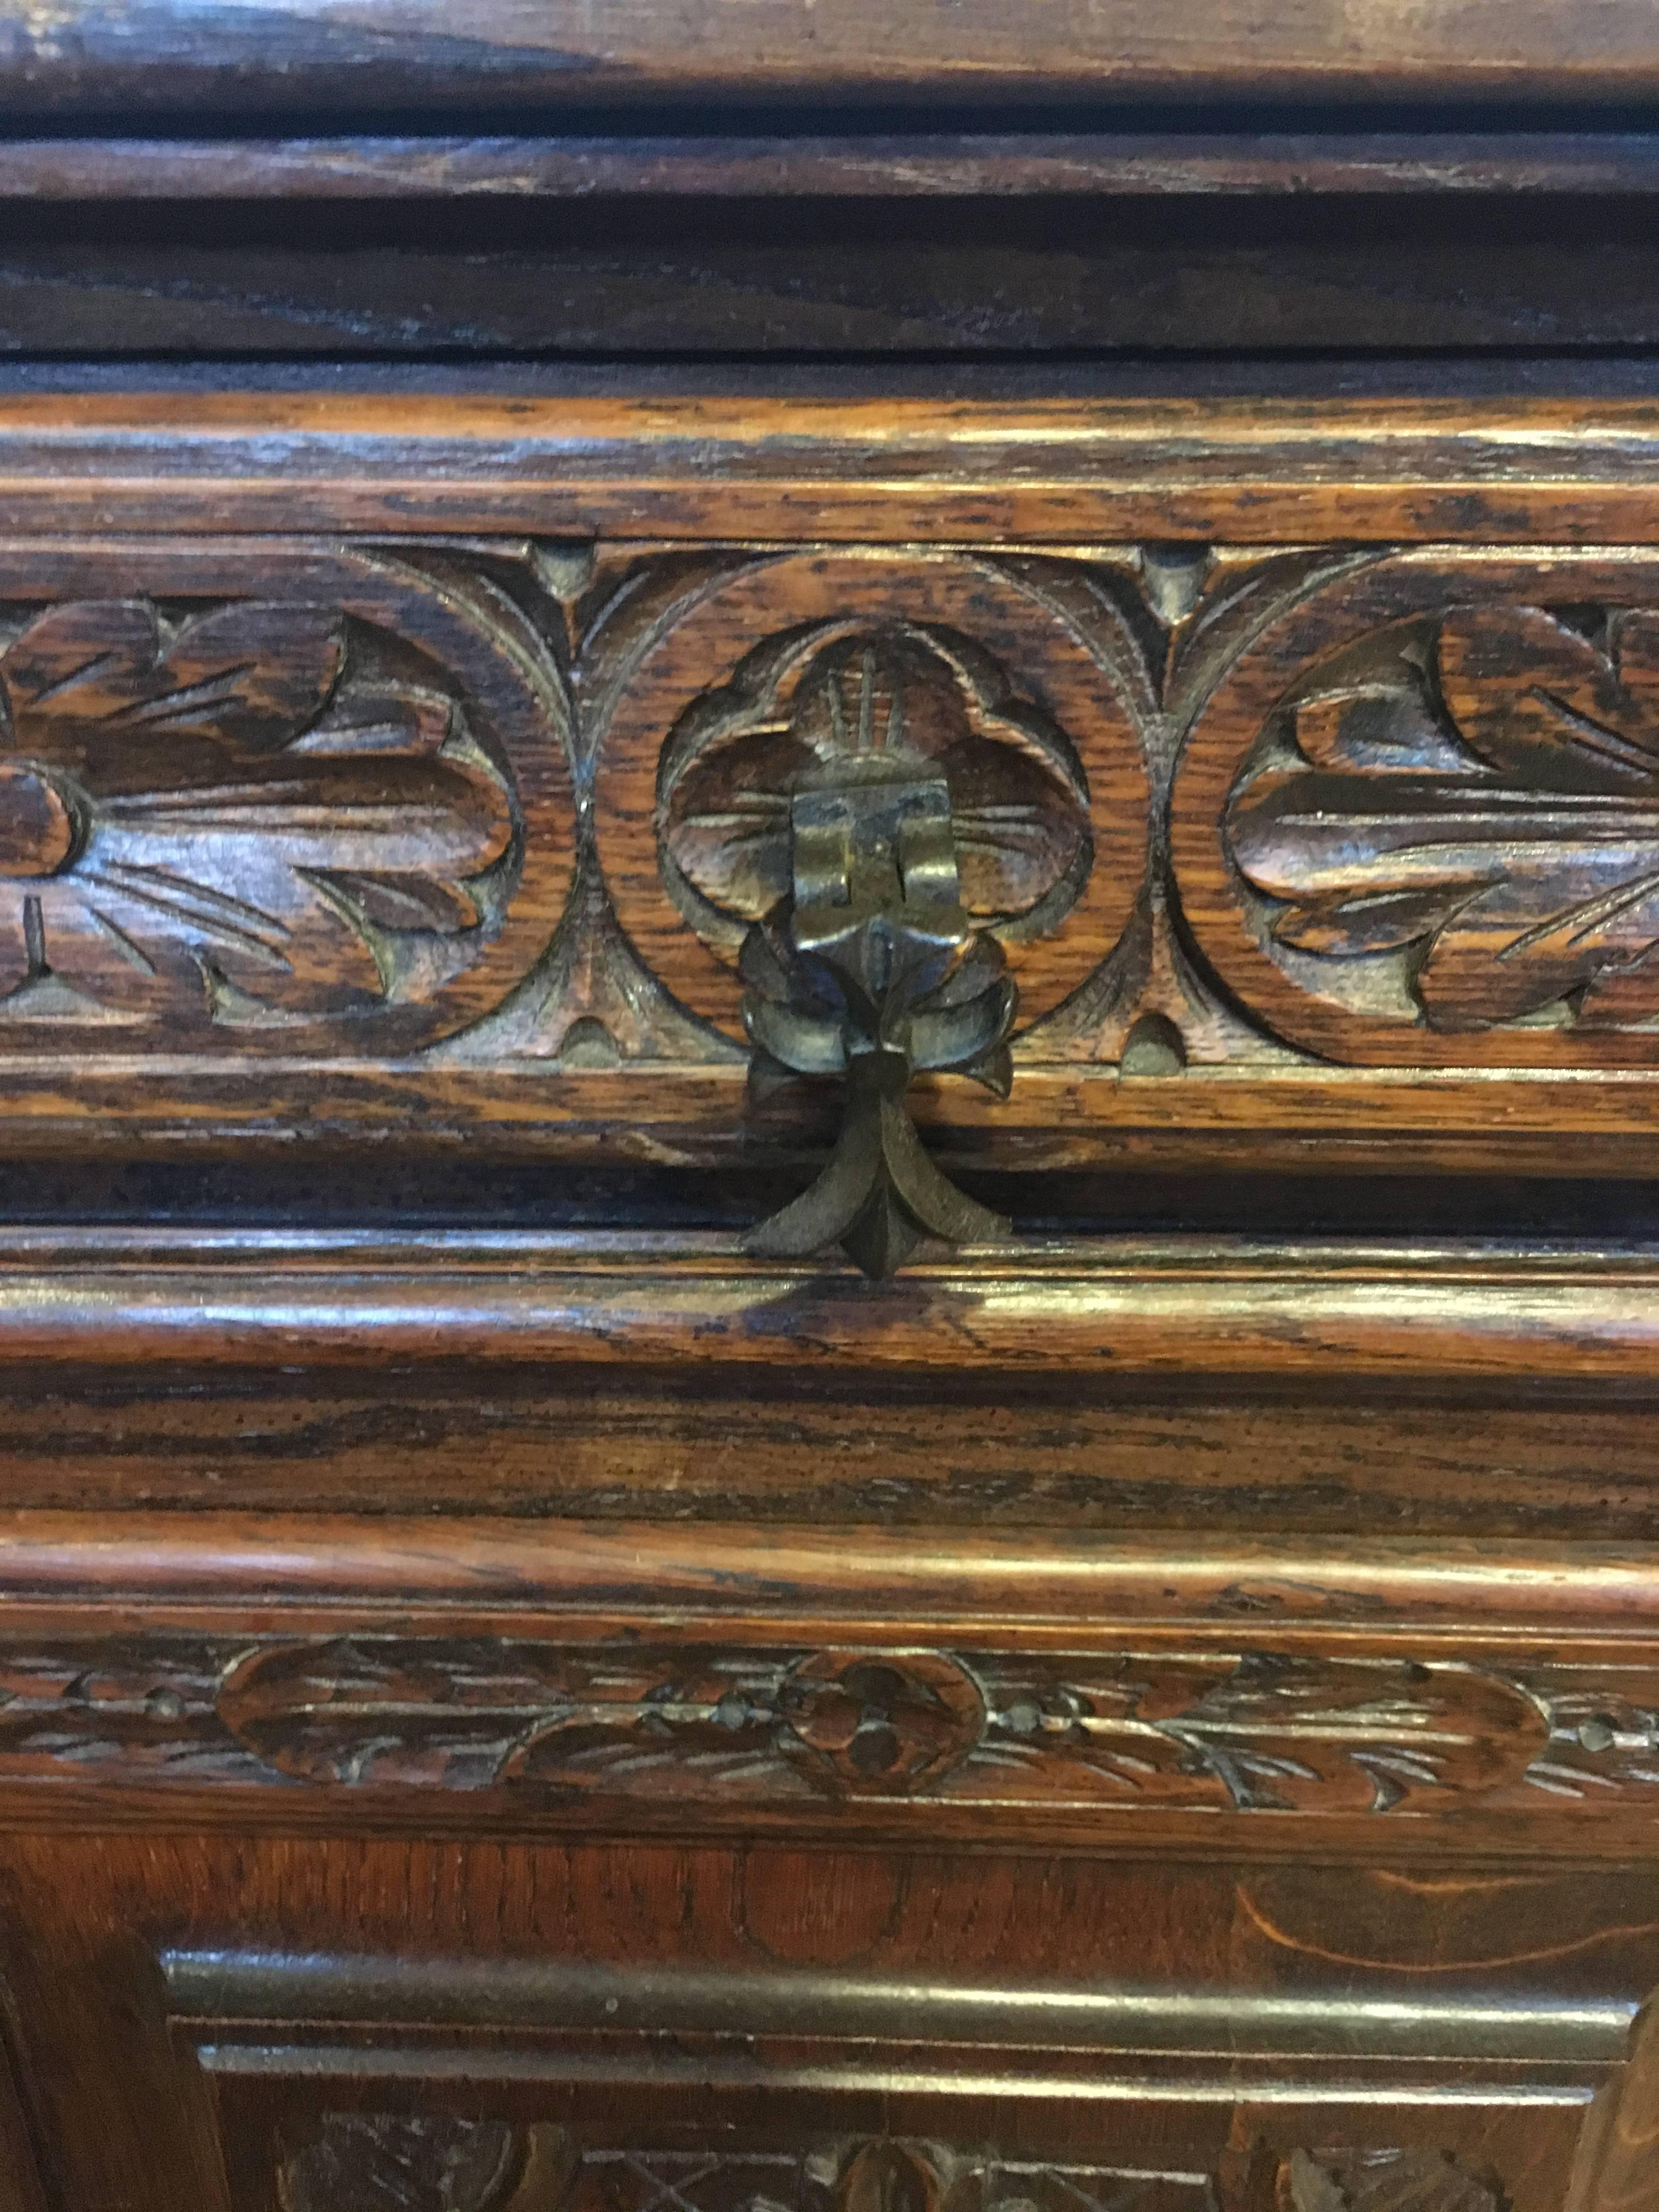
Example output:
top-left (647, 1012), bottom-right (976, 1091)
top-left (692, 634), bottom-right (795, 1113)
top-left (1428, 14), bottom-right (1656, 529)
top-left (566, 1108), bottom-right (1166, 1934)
top-left (741, 703), bottom-right (1017, 1278)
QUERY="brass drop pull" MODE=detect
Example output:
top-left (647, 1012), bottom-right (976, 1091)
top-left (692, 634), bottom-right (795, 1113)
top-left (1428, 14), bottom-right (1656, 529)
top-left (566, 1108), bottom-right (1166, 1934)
top-left (741, 651), bottom-right (1017, 1277)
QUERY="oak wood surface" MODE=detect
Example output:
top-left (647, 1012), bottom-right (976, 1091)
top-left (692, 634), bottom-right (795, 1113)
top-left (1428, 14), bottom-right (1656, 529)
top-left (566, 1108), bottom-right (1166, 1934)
top-left (1, 0), bottom-right (1658, 117)
top-left (0, 94), bottom-right (1656, 2212)
top-left (0, 1227), bottom-right (1656, 1384)
top-left (12, 134), bottom-right (1659, 202)
top-left (2, 397), bottom-right (1659, 541)
top-left (2, 1833), bottom-right (1641, 2212)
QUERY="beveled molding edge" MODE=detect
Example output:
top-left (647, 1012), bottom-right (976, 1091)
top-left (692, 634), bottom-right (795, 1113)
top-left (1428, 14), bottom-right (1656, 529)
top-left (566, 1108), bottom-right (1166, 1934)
top-left (171, 1954), bottom-right (1622, 2212)
top-left (0, 1510), bottom-right (1656, 1854)
top-left (2, 1226), bottom-right (1659, 1384)
top-left (4, 398), bottom-right (1659, 541)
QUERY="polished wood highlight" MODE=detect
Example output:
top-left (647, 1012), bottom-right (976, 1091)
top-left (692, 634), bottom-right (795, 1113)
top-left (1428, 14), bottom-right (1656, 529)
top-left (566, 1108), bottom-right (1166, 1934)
top-left (2, 28), bottom-right (1656, 2207)
top-left (2, 0), bottom-right (1658, 116)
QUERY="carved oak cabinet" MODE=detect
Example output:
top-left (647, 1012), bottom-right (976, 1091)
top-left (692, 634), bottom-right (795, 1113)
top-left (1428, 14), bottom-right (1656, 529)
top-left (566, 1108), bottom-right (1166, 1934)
top-left (4, 10), bottom-right (1659, 2211)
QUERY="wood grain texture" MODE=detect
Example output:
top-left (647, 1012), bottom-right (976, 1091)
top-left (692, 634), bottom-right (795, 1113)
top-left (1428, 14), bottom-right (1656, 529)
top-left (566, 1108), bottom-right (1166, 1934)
top-left (1178, 556), bottom-right (1659, 1064)
top-left (0, 540), bottom-right (573, 1052)
top-left (4, 398), bottom-right (1659, 543)
top-left (0, 1509), bottom-right (1648, 1855)
top-left (0, 1620), bottom-right (1653, 1850)
top-left (14, 134), bottom-right (1659, 202)
top-left (1, 1227), bottom-right (1658, 1383)
top-left (13, 524), bottom-right (1659, 1164)
top-left (165, 1945), bottom-right (1620, 2212)
top-left (3, 1831), bottom-right (1632, 2212)
top-left (13, 197), bottom-right (1659, 359)
top-left (1, 0), bottom-right (1658, 117)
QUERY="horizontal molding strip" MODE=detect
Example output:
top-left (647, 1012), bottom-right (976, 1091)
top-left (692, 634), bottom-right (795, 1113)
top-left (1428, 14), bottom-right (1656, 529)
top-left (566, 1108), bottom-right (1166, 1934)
top-left (0, 1511), bottom-right (1656, 1856)
top-left (2, 0), bottom-right (1659, 116)
top-left (0, 404), bottom-right (1657, 541)
top-left (10, 133), bottom-right (1659, 201)
top-left (0, 1228), bottom-right (1657, 1384)
top-left (163, 1950), bottom-right (1637, 2062)
top-left (0, 1508), bottom-right (1651, 1631)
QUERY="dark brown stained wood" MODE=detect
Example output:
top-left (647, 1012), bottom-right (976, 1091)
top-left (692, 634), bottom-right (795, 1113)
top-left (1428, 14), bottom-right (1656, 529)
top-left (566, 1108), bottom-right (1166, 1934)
top-left (13, 134), bottom-right (1659, 202)
top-left (0, 1507), bottom-right (1652, 1632)
top-left (1178, 558), bottom-right (1659, 1066)
top-left (5, 1228), bottom-right (1659, 1384)
top-left (1566, 2002), bottom-right (1659, 2212)
top-left (0, 1993), bottom-right (48, 2212)
top-left (4, 1603), bottom-right (1659, 1854)
top-left (14, 525), bottom-right (1659, 1168)
top-left (3, 106), bottom-right (1659, 2210)
top-left (7, 397), bottom-right (1659, 542)
top-left (3, 0), bottom-right (1659, 117)
top-left (12, 191), bottom-right (1659, 359)
top-left (165, 1954), bottom-right (1607, 2212)
top-left (5, 1367), bottom-right (1659, 1537)
top-left (0, 1832), bottom-right (1634, 2212)
top-left (163, 1947), bottom-right (1636, 2060)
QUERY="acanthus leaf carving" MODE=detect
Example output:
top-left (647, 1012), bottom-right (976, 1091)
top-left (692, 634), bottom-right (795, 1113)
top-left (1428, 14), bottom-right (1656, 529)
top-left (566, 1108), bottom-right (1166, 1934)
top-left (973, 1650), bottom-right (1545, 1815)
top-left (0, 596), bottom-right (514, 1028)
top-left (278, 2114), bottom-right (539, 2212)
top-left (7, 1625), bottom-right (1659, 1830)
top-left (214, 1639), bottom-right (987, 1800)
top-left (1278, 2148), bottom-right (1502, 2212)
top-left (279, 2129), bottom-right (1239, 2212)
top-left (1227, 604), bottom-right (1659, 1031)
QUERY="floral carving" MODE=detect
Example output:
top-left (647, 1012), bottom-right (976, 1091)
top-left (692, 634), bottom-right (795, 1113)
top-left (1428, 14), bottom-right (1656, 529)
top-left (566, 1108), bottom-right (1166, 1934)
top-left (215, 1638), bottom-right (985, 1799)
top-left (974, 1651), bottom-right (1544, 1815)
top-left (0, 597), bottom-right (515, 1030)
top-left (662, 624), bottom-right (1092, 956)
top-left (1278, 2148), bottom-right (1500, 2212)
top-left (1227, 603), bottom-right (1659, 1032)
top-left (278, 2130), bottom-right (1229, 2212)
top-left (279, 2115), bottom-right (530, 2212)
top-left (18, 1631), bottom-right (1659, 1831)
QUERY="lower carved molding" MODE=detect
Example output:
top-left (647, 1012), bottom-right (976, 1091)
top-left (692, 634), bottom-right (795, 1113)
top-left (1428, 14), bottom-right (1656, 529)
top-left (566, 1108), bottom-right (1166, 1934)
top-left (1279, 2149), bottom-right (1500, 2212)
top-left (4, 1629), bottom-right (1656, 1836)
top-left (276, 2125), bottom-right (1510, 2212)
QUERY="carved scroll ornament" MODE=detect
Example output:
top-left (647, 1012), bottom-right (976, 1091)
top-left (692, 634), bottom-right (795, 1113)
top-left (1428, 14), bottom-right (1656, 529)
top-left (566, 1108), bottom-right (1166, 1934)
top-left (3, 1631), bottom-right (1655, 1830)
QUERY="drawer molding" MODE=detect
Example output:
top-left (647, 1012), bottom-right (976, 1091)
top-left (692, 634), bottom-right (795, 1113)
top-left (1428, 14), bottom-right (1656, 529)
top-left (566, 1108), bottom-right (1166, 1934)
top-left (0, 1513), bottom-right (1655, 1854)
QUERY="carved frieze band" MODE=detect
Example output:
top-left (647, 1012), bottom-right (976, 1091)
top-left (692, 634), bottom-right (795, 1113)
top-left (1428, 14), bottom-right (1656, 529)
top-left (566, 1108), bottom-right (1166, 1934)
top-left (275, 2123), bottom-right (1503, 2212)
top-left (4, 1633), bottom-right (1655, 1825)
top-left (7, 539), bottom-right (1659, 1070)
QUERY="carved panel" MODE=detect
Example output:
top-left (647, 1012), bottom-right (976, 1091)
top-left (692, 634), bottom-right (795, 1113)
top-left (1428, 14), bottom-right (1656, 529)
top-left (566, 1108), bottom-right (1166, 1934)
top-left (276, 2129), bottom-right (1232, 2212)
top-left (0, 543), bottom-right (574, 1051)
top-left (1278, 2148), bottom-right (1501, 2212)
top-left (280, 2114), bottom-right (529, 2212)
top-left (1172, 553), bottom-right (1659, 1064)
top-left (9, 1630), bottom-right (1659, 1833)
top-left (590, 551), bottom-right (1149, 1041)
top-left (18, 535), bottom-right (1659, 1112)
top-left (272, 2127), bottom-right (1526, 2212)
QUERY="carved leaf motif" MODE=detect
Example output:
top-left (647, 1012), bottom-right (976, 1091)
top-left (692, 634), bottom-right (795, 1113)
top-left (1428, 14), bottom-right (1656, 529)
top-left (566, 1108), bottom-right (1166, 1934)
top-left (0, 598), bottom-right (514, 1024)
top-left (1279, 2149), bottom-right (1500, 2212)
top-left (1227, 605), bottom-right (1659, 1029)
top-left (218, 1638), bottom-right (804, 1793)
top-left (664, 627), bottom-right (1091, 939)
top-left (217, 1639), bottom-right (986, 1800)
top-left (1522, 1680), bottom-right (1659, 1799)
top-left (280, 2115), bottom-right (526, 2212)
top-left (0, 1640), bottom-right (261, 1777)
top-left (977, 1653), bottom-right (1545, 1813)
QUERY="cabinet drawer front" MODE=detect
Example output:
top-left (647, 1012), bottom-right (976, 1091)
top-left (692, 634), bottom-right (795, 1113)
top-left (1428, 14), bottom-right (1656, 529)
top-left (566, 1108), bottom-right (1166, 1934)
top-left (5, 402), bottom-right (1659, 1182)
